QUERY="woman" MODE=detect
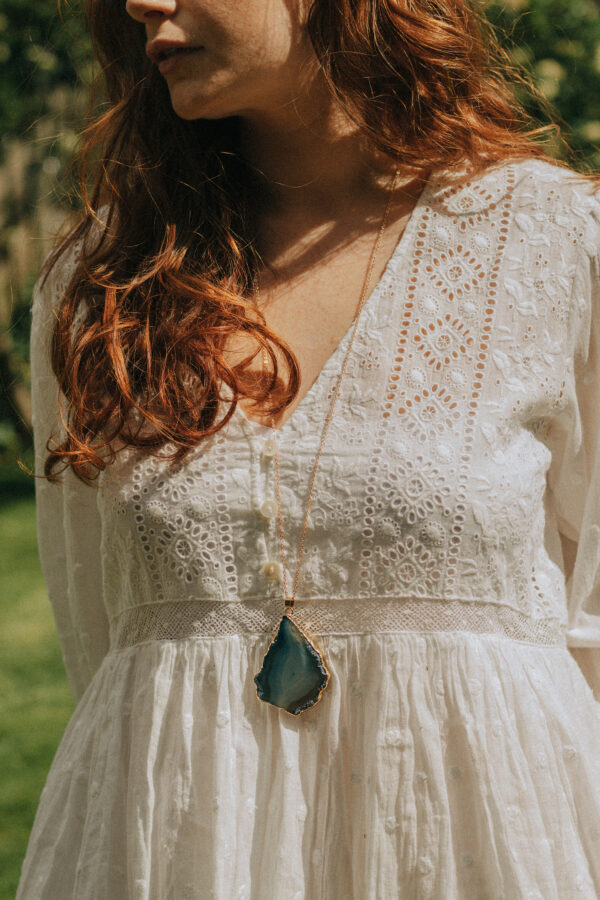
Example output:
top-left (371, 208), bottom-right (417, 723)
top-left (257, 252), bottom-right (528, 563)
top-left (17, 0), bottom-right (600, 896)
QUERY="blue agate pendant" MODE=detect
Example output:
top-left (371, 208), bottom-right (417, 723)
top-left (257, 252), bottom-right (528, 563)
top-left (254, 612), bottom-right (330, 716)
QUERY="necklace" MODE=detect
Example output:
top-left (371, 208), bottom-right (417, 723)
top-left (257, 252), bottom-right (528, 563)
top-left (251, 166), bottom-right (400, 715)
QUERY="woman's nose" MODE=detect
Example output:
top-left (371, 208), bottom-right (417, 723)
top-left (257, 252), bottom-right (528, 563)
top-left (125, 0), bottom-right (177, 22)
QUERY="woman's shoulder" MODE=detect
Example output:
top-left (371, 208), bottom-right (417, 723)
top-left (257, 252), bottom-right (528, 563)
top-left (34, 203), bottom-right (112, 313)
top-left (429, 155), bottom-right (600, 221)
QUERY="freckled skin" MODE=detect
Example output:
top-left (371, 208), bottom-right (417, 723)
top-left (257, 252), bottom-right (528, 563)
top-left (125, 0), bottom-right (316, 124)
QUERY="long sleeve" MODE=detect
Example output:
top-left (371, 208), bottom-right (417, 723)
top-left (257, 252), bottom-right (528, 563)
top-left (30, 242), bottom-right (110, 705)
top-left (545, 182), bottom-right (600, 696)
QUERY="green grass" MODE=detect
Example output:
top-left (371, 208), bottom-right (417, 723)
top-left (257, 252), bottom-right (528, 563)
top-left (0, 495), bottom-right (74, 899)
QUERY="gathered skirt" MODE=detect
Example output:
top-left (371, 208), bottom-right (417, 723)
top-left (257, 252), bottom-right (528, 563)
top-left (16, 629), bottom-right (600, 899)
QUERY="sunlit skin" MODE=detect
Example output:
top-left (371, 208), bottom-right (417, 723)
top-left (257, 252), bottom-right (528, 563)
top-left (124, 0), bottom-right (426, 426)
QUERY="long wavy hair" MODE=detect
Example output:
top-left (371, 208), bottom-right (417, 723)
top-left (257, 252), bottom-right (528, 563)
top-left (37, 0), bottom-right (596, 484)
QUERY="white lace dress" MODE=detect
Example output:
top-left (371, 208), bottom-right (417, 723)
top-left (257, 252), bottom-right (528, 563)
top-left (17, 158), bottom-right (600, 900)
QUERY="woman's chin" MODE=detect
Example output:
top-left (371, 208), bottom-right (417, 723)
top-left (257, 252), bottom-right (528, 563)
top-left (168, 91), bottom-right (232, 122)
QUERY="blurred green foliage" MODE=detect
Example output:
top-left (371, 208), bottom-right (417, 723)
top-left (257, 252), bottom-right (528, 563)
top-left (485, 0), bottom-right (600, 169)
top-left (0, 0), bottom-right (90, 146)
top-left (0, 0), bottom-right (90, 478)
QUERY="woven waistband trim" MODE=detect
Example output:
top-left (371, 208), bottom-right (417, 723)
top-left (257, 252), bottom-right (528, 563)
top-left (109, 597), bottom-right (567, 649)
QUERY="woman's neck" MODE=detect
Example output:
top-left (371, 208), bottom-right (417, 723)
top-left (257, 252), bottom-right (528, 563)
top-left (236, 79), bottom-right (397, 220)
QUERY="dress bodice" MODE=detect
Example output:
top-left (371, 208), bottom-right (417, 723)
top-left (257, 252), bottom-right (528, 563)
top-left (85, 158), bottom-right (600, 651)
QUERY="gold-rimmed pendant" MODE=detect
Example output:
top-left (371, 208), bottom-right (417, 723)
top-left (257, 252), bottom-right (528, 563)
top-left (254, 611), bottom-right (330, 716)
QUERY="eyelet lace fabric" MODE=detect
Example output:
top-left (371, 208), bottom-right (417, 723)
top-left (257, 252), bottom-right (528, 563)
top-left (17, 158), bottom-right (600, 900)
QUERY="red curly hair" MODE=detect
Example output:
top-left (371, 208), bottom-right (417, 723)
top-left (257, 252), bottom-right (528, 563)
top-left (37, 0), bottom-right (596, 484)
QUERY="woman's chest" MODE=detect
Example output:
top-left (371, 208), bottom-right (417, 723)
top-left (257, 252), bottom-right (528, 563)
top-left (224, 201), bottom-right (419, 429)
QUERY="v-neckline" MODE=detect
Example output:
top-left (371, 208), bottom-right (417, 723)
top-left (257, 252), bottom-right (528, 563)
top-left (235, 171), bottom-right (432, 435)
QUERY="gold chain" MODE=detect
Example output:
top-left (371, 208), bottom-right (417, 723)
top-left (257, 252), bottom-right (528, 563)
top-left (252, 167), bottom-right (400, 613)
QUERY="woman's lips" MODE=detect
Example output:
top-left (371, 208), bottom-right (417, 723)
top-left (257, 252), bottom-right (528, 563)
top-left (158, 48), bottom-right (204, 76)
